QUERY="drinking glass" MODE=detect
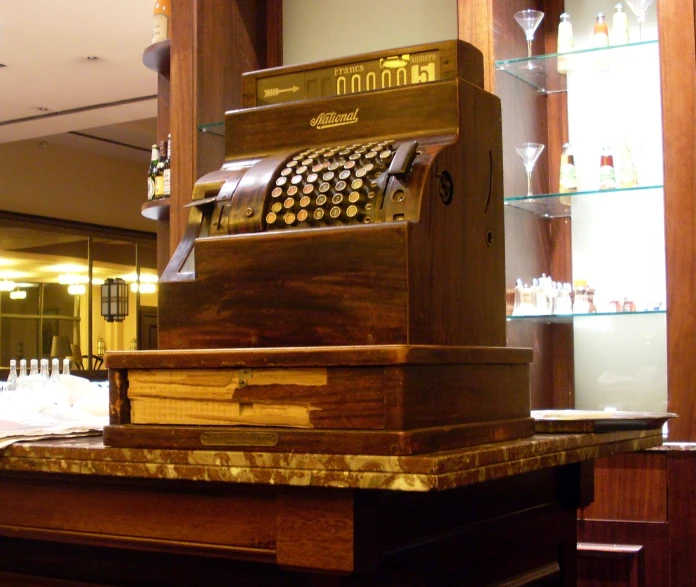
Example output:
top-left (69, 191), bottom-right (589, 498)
top-left (514, 9), bottom-right (545, 68)
top-left (515, 143), bottom-right (545, 197)
top-left (624, 0), bottom-right (654, 41)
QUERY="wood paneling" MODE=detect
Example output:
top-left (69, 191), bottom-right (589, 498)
top-left (579, 453), bottom-right (667, 522)
top-left (0, 463), bottom-right (590, 585)
top-left (668, 455), bottom-right (696, 585)
top-left (578, 520), bottom-right (668, 587)
top-left (578, 541), bottom-right (646, 587)
top-left (0, 474), bottom-right (277, 555)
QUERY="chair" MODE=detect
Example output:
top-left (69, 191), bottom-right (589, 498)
top-left (70, 344), bottom-right (104, 370)
top-left (70, 344), bottom-right (85, 370)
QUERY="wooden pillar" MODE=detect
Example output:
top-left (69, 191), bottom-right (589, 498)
top-left (660, 0), bottom-right (696, 440)
top-left (169, 0), bottom-right (282, 257)
top-left (457, 0), bottom-right (495, 92)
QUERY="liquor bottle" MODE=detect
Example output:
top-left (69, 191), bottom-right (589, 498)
top-left (7, 359), bottom-right (17, 391)
top-left (593, 13), bottom-right (610, 46)
top-left (154, 140), bottom-right (166, 199)
top-left (559, 143), bottom-right (578, 194)
top-left (556, 13), bottom-right (574, 74)
top-left (611, 4), bottom-right (629, 45)
top-left (593, 13), bottom-right (610, 71)
top-left (151, 0), bottom-right (171, 44)
top-left (163, 133), bottom-right (171, 198)
top-left (599, 145), bottom-right (617, 190)
top-left (147, 144), bottom-right (159, 201)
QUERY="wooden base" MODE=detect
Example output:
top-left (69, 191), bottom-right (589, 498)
top-left (105, 345), bottom-right (534, 455)
top-left (104, 417), bottom-right (535, 455)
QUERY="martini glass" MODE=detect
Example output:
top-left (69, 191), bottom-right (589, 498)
top-left (515, 143), bottom-right (545, 197)
top-left (624, 0), bottom-right (654, 41)
top-left (514, 10), bottom-right (545, 70)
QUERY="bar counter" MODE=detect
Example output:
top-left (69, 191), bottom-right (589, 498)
top-left (0, 429), bottom-right (663, 586)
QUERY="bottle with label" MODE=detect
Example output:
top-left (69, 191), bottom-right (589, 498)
top-left (154, 140), bottom-right (166, 199)
top-left (611, 4), bottom-right (630, 45)
top-left (152, 0), bottom-right (171, 45)
top-left (593, 13), bottom-right (611, 71)
top-left (599, 145), bottom-right (617, 190)
top-left (163, 133), bottom-right (171, 198)
top-left (556, 13), bottom-right (575, 74)
top-left (7, 359), bottom-right (17, 391)
top-left (147, 144), bottom-right (159, 201)
top-left (593, 13), bottom-right (610, 46)
top-left (559, 143), bottom-right (578, 194)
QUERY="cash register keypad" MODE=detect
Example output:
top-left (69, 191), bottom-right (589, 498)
top-left (265, 141), bottom-right (395, 230)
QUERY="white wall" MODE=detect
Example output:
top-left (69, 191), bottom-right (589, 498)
top-left (283, 0), bottom-right (457, 65)
top-left (0, 135), bottom-right (152, 232)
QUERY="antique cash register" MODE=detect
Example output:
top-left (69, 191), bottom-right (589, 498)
top-left (104, 40), bottom-right (534, 455)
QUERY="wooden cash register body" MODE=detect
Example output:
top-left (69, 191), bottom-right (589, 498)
top-left (104, 41), bottom-right (534, 454)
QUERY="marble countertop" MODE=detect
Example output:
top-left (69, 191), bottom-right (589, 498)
top-left (650, 441), bottom-right (696, 452)
top-left (0, 429), bottom-right (663, 492)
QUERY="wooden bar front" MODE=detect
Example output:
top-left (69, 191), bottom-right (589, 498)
top-left (0, 429), bottom-right (662, 586)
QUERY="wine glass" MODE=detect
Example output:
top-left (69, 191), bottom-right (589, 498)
top-left (515, 143), bottom-right (545, 197)
top-left (514, 9), bottom-right (545, 68)
top-left (624, 0), bottom-right (654, 41)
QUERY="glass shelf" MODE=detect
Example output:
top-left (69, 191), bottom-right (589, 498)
top-left (198, 121), bottom-right (225, 136)
top-left (495, 40), bottom-right (658, 93)
top-left (504, 184), bottom-right (663, 218)
top-left (507, 309), bottom-right (666, 324)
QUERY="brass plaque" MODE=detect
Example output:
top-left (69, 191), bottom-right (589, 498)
top-left (200, 431), bottom-right (279, 447)
top-left (257, 49), bottom-right (441, 106)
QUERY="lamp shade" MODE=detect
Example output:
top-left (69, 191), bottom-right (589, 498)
top-left (50, 335), bottom-right (73, 359)
top-left (101, 277), bottom-right (129, 322)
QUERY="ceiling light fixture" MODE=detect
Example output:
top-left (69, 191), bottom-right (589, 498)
top-left (0, 279), bottom-right (16, 292)
top-left (58, 273), bottom-right (89, 285)
top-left (68, 284), bottom-right (86, 296)
top-left (9, 289), bottom-right (26, 300)
top-left (130, 282), bottom-right (157, 294)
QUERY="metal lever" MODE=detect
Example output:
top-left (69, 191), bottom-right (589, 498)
top-left (387, 140), bottom-right (418, 178)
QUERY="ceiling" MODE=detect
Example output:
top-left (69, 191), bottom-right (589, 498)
top-left (0, 0), bottom-right (158, 152)
top-left (0, 1), bottom-right (160, 289)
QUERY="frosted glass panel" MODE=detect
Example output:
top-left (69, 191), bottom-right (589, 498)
top-left (570, 188), bottom-right (665, 311)
top-left (574, 314), bottom-right (667, 413)
top-left (565, 0), bottom-right (666, 411)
